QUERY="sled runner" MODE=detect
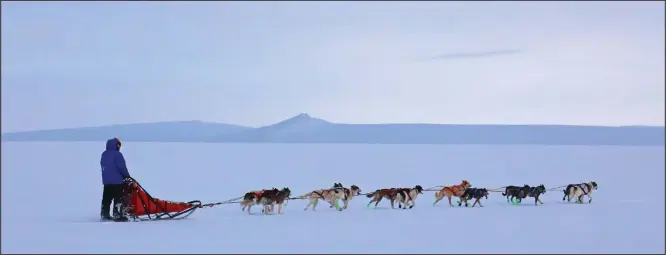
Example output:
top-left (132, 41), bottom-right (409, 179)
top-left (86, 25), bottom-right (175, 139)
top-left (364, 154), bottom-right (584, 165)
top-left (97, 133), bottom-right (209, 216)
top-left (120, 177), bottom-right (201, 221)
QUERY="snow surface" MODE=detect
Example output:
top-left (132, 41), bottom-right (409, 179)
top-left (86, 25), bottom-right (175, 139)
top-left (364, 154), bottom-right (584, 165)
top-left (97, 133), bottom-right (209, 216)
top-left (2, 142), bottom-right (664, 254)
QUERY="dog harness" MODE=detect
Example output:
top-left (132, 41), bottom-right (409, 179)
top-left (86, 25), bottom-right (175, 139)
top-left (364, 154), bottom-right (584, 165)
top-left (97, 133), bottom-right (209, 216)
top-left (445, 184), bottom-right (464, 195)
top-left (577, 183), bottom-right (590, 195)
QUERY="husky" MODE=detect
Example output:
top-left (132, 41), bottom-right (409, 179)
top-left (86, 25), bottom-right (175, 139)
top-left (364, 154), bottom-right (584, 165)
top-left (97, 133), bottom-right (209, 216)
top-left (525, 184), bottom-right (547, 205)
top-left (256, 187), bottom-right (291, 215)
top-left (299, 183), bottom-right (360, 211)
top-left (393, 185), bottom-right (424, 209)
top-left (241, 189), bottom-right (274, 214)
top-left (563, 182), bottom-right (598, 204)
top-left (502, 185), bottom-right (531, 204)
top-left (458, 188), bottom-right (489, 207)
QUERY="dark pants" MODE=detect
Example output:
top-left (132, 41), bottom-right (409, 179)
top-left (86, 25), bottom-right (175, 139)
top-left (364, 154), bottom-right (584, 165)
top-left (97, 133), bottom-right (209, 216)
top-left (101, 184), bottom-right (125, 219)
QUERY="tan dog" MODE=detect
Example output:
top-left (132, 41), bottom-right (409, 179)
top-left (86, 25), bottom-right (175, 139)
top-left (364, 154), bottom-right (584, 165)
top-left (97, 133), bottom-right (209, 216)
top-left (433, 180), bottom-right (472, 207)
top-left (563, 181), bottom-right (598, 204)
top-left (299, 183), bottom-right (361, 211)
top-left (394, 185), bottom-right (424, 209)
top-left (336, 185), bottom-right (362, 211)
top-left (298, 187), bottom-right (342, 211)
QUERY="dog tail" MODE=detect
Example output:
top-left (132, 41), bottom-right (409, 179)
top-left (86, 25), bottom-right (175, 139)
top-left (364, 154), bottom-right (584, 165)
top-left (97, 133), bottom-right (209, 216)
top-left (296, 192), bottom-right (312, 199)
top-left (366, 192), bottom-right (375, 198)
top-left (435, 190), bottom-right (442, 199)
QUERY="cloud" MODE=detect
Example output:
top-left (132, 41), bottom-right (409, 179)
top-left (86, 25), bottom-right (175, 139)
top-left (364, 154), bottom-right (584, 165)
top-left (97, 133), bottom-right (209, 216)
top-left (417, 49), bottom-right (523, 61)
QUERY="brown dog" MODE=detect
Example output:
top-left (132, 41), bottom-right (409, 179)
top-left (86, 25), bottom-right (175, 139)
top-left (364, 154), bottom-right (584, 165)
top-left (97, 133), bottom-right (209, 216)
top-left (433, 180), bottom-right (472, 207)
top-left (366, 188), bottom-right (399, 209)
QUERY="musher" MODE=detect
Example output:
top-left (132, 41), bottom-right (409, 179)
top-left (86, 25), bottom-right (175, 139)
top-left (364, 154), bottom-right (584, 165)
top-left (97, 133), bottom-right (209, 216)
top-left (100, 138), bottom-right (131, 221)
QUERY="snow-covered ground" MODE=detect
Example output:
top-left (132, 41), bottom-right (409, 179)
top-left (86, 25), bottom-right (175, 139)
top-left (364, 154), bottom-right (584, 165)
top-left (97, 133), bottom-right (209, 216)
top-left (2, 142), bottom-right (664, 254)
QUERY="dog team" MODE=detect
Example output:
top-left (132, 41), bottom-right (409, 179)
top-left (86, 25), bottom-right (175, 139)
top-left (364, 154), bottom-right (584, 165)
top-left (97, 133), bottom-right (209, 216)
top-left (238, 180), bottom-right (599, 215)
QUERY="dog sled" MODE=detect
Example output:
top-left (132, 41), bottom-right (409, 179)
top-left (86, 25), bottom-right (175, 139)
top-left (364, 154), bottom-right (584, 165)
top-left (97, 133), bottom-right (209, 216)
top-left (119, 177), bottom-right (202, 222)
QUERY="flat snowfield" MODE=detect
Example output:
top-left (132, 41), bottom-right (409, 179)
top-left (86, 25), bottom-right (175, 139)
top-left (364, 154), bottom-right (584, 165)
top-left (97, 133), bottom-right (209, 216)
top-left (2, 142), bottom-right (664, 254)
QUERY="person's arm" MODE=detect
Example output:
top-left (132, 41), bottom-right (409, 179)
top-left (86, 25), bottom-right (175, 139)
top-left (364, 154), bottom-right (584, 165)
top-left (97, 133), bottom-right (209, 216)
top-left (115, 152), bottom-right (131, 178)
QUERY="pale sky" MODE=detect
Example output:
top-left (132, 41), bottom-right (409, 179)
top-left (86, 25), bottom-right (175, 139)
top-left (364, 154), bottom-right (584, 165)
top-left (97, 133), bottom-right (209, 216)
top-left (2, 1), bottom-right (664, 132)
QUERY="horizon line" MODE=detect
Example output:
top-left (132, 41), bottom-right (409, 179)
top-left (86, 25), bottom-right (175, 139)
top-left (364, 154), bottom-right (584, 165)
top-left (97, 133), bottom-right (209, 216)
top-left (3, 114), bottom-right (664, 134)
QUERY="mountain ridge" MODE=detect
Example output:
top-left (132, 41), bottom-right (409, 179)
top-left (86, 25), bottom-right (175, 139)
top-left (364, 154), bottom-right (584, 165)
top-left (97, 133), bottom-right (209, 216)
top-left (2, 113), bottom-right (664, 146)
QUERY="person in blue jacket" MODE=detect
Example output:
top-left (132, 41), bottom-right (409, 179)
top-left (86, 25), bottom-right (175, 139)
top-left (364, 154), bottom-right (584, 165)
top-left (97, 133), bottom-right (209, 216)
top-left (100, 138), bottom-right (131, 221)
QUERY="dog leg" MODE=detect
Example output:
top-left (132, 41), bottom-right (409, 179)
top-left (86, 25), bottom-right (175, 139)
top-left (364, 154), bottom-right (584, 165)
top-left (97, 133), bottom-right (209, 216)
top-left (334, 199), bottom-right (343, 211)
top-left (366, 197), bottom-right (377, 208)
top-left (587, 192), bottom-right (593, 203)
top-left (433, 195), bottom-right (442, 206)
top-left (371, 196), bottom-right (382, 208)
top-left (447, 195), bottom-right (454, 207)
top-left (312, 199), bottom-right (319, 211)
top-left (304, 198), bottom-right (314, 211)
top-left (472, 198), bottom-right (479, 207)
top-left (399, 196), bottom-right (408, 210)
top-left (329, 196), bottom-right (337, 208)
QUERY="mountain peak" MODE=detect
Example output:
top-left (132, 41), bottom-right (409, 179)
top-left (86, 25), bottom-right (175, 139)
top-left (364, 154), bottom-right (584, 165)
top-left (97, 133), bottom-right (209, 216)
top-left (292, 113), bottom-right (312, 121)
top-left (265, 113), bottom-right (330, 129)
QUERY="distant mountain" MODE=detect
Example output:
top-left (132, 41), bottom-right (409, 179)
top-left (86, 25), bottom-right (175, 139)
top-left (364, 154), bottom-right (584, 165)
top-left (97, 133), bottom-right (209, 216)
top-left (214, 114), bottom-right (664, 146)
top-left (211, 113), bottom-right (331, 142)
top-left (2, 114), bottom-right (664, 146)
top-left (1, 121), bottom-right (251, 142)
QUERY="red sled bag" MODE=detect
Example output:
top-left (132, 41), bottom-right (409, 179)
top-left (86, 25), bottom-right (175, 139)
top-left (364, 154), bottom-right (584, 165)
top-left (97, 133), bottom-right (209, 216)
top-left (120, 177), bottom-right (201, 221)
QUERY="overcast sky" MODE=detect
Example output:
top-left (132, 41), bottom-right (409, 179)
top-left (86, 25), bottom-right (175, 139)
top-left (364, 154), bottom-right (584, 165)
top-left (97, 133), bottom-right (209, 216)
top-left (2, 1), bottom-right (664, 131)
